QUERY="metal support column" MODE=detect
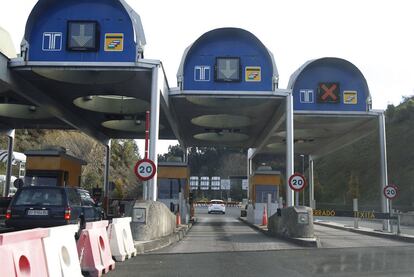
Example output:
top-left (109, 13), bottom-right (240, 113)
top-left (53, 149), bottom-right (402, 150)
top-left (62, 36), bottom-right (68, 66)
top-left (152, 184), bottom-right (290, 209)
top-left (286, 93), bottom-right (294, 207)
top-left (4, 129), bottom-right (15, 197)
top-left (247, 157), bottom-right (252, 201)
top-left (149, 65), bottom-right (160, 201)
top-left (379, 112), bottom-right (390, 231)
top-left (103, 139), bottom-right (111, 213)
top-left (309, 155), bottom-right (315, 209)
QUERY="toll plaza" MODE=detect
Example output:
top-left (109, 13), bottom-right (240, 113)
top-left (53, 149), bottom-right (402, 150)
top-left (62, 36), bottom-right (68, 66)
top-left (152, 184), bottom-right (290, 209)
top-left (248, 57), bottom-right (390, 230)
top-left (0, 1), bottom-right (403, 273)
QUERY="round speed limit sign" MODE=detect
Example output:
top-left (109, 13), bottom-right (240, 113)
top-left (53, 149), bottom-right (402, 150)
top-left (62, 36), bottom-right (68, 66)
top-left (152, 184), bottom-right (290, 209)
top-left (288, 173), bottom-right (307, 192)
top-left (134, 159), bottom-right (156, 181)
top-left (383, 185), bottom-right (399, 200)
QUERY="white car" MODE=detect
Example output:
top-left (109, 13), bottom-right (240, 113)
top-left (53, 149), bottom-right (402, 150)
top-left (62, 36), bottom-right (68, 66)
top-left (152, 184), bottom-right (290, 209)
top-left (208, 199), bottom-right (226, 214)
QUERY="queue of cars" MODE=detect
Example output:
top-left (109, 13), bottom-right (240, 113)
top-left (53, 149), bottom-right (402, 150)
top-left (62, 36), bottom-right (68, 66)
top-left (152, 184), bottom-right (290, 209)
top-left (5, 185), bottom-right (103, 236)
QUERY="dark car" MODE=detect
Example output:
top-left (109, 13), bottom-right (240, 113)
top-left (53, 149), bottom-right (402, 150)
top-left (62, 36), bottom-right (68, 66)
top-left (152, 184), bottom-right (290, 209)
top-left (5, 186), bottom-right (103, 232)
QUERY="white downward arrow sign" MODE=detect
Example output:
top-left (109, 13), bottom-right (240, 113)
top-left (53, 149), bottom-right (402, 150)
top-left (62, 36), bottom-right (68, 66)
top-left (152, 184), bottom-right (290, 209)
top-left (73, 24), bottom-right (92, 47)
top-left (220, 60), bottom-right (237, 79)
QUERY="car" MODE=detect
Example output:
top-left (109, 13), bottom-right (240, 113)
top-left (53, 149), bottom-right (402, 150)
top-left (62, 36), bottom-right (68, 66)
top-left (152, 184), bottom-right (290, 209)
top-left (208, 199), bottom-right (226, 214)
top-left (5, 186), bottom-right (103, 234)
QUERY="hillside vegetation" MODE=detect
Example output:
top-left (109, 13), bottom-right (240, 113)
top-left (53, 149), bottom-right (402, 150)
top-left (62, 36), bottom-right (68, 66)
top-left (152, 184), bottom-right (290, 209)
top-left (313, 96), bottom-right (414, 210)
top-left (0, 130), bottom-right (141, 198)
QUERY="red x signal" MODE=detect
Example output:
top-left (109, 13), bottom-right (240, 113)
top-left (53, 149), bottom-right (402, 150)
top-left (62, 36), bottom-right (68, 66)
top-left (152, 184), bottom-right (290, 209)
top-left (320, 83), bottom-right (337, 101)
top-left (317, 82), bottom-right (340, 103)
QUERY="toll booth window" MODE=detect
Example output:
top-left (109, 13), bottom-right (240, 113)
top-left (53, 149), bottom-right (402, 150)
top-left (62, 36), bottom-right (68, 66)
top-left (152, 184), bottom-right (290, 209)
top-left (158, 179), bottom-right (184, 199)
top-left (67, 21), bottom-right (99, 51)
top-left (215, 57), bottom-right (241, 82)
top-left (24, 175), bottom-right (58, 186)
top-left (255, 185), bottom-right (277, 203)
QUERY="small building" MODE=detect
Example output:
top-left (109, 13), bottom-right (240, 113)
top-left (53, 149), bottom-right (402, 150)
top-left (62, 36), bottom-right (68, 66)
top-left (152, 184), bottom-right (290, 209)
top-left (24, 147), bottom-right (86, 187)
top-left (249, 166), bottom-right (281, 204)
top-left (157, 161), bottom-right (189, 212)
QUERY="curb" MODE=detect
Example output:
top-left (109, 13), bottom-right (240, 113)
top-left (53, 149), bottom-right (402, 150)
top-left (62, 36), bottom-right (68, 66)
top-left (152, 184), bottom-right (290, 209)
top-left (134, 223), bottom-right (192, 254)
top-left (314, 221), bottom-right (414, 243)
top-left (238, 217), bottom-right (320, 248)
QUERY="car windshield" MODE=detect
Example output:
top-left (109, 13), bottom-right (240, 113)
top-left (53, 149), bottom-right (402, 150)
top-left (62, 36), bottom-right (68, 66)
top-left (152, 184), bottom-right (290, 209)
top-left (14, 188), bottom-right (64, 206)
top-left (210, 200), bottom-right (223, 205)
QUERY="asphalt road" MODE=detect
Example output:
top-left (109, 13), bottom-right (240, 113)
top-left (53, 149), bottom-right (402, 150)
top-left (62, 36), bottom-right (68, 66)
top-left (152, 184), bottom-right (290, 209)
top-left (109, 207), bottom-right (414, 277)
top-left (108, 246), bottom-right (414, 277)
top-left (154, 207), bottom-right (300, 254)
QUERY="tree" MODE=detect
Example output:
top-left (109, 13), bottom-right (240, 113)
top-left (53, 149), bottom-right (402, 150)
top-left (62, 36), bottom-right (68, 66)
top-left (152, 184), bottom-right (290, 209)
top-left (158, 145), bottom-right (184, 162)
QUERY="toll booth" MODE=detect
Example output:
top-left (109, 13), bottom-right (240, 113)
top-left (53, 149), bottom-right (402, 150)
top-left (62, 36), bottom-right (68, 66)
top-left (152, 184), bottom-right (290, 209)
top-left (157, 161), bottom-right (189, 209)
top-left (249, 167), bottom-right (281, 204)
top-left (24, 148), bottom-right (86, 187)
top-left (246, 166), bottom-right (281, 224)
top-left (9, 0), bottom-right (169, 203)
top-left (172, 27), bottom-right (295, 207)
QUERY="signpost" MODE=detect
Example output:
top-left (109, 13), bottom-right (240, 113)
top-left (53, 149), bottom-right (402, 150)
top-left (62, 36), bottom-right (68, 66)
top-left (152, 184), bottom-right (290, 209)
top-left (288, 173), bottom-right (307, 206)
top-left (383, 184), bottom-right (399, 233)
top-left (133, 111), bottom-right (156, 199)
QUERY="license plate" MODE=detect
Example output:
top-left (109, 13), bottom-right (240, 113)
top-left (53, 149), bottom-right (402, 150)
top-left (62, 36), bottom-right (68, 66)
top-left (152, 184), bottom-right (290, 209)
top-left (27, 209), bottom-right (48, 216)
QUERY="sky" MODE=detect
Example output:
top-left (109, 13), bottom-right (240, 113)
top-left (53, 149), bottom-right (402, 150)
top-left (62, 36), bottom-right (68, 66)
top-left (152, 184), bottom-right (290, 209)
top-left (0, 0), bottom-right (413, 155)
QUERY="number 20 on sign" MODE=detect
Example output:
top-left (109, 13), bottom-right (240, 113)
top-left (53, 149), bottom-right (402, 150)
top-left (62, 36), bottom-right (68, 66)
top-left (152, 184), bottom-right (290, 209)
top-left (383, 184), bottom-right (399, 200)
top-left (288, 173), bottom-right (307, 192)
top-left (134, 158), bottom-right (156, 181)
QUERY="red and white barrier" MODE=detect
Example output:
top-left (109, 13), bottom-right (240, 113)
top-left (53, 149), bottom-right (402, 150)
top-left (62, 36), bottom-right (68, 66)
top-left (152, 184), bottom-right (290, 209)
top-left (108, 217), bottom-right (137, 261)
top-left (77, 220), bottom-right (115, 277)
top-left (0, 228), bottom-right (49, 276)
top-left (42, 224), bottom-right (83, 277)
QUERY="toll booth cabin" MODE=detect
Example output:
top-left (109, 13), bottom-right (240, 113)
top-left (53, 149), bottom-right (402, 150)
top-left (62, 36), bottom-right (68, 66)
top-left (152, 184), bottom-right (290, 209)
top-left (247, 167), bottom-right (281, 224)
top-left (249, 167), bottom-right (281, 204)
top-left (157, 161), bottom-right (189, 213)
top-left (24, 148), bottom-right (86, 187)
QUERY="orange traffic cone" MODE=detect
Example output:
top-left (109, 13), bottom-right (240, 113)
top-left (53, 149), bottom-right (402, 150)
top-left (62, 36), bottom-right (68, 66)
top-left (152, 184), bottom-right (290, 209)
top-left (261, 206), bottom-right (268, 226)
top-left (176, 212), bottom-right (181, 225)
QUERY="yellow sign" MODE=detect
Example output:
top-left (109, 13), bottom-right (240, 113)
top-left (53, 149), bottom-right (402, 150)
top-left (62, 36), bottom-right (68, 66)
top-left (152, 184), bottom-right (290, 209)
top-left (245, 66), bottom-right (261, 82)
top-left (313, 209), bottom-right (336, 216)
top-left (104, 33), bottom-right (124, 51)
top-left (343, 91), bottom-right (358, 104)
top-left (354, 211), bottom-right (376, 219)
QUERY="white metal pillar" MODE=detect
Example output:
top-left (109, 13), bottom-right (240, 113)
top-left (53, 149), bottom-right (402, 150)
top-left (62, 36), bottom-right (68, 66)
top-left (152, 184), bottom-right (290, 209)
top-left (379, 112), bottom-right (390, 231)
top-left (247, 157), bottom-right (252, 201)
top-left (149, 65), bottom-right (160, 201)
top-left (286, 93), bottom-right (294, 207)
top-left (103, 139), bottom-right (111, 199)
top-left (4, 129), bottom-right (15, 197)
top-left (309, 155), bottom-right (315, 209)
